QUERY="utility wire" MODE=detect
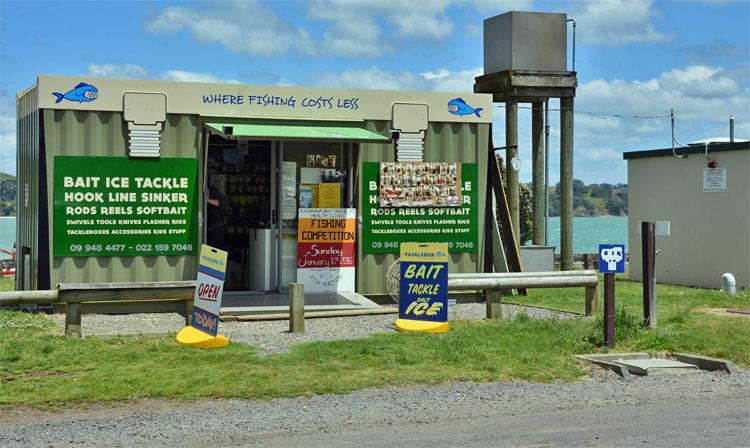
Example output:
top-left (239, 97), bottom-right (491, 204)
top-left (491, 103), bottom-right (671, 120)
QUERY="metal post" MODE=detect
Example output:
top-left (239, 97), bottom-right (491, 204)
top-left (544, 99), bottom-right (550, 246)
top-left (289, 283), bottom-right (305, 333)
top-left (641, 221), bottom-right (656, 328)
top-left (560, 97), bottom-right (574, 270)
top-left (531, 102), bottom-right (545, 245)
top-left (604, 274), bottom-right (615, 348)
top-left (505, 100), bottom-right (520, 244)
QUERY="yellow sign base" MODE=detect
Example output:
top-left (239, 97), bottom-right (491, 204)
top-left (395, 318), bottom-right (449, 334)
top-left (176, 326), bottom-right (230, 348)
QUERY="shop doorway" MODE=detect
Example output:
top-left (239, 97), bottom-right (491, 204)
top-left (204, 134), bottom-right (356, 297)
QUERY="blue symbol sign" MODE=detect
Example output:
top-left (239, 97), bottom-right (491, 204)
top-left (599, 244), bottom-right (625, 274)
top-left (447, 98), bottom-right (483, 118)
top-left (52, 82), bottom-right (98, 103)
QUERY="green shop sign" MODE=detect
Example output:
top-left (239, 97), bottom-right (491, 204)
top-left (361, 162), bottom-right (478, 253)
top-left (53, 156), bottom-right (199, 257)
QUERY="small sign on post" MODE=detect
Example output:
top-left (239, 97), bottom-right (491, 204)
top-left (395, 242), bottom-right (449, 334)
top-left (599, 244), bottom-right (625, 348)
top-left (176, 244), bottom-right (230, 348)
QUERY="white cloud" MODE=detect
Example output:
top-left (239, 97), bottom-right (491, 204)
top-left (145, 1), bottom-right (316, 57)
top-left (160, 71), bottom-right (241, 84)
top-left (573, 0), bottom-right (672, 47)
top-left (306, 0), bottom-right (455, 57)
top-left (86, 64), bottom-right (242, 85)
top-left (658, 66), bottom-right (739, 99)
top-left (317, 67), bottom-right (419, 91)
top-left (464, 0), bottom-right (534, 15)
top-left (419, 67), bottom-right (484, 92)
top-left (577, 65), bottom-right (747, 123)
top-left (582, 147), bottom-right (621, 161)
top-left (317, 66), bottom-right (482, 92)
top-left (87, 63), bottom-right (148, 79)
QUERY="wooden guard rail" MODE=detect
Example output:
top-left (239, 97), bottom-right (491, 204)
top-left (448, 270), bottom-right (599, 319)
top-left (0, 281), bottom-right (195, 337)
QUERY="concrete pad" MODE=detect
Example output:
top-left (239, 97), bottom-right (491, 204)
top-left (613, 359), bottom-right (699, 376)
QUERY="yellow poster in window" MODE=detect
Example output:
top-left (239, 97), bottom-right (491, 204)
top-left (318, 183), bottom-right (341, 208)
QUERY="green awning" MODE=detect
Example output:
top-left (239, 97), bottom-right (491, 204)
top-left (205, 122), bottom-right (390, 143)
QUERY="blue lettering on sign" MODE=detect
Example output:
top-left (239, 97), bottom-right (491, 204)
top-left (192, 306), bottom-right (219, 336)
top-left (399, 261), bottom-right (448, 323)
top-left (201, 93), bottom-right (359, 110)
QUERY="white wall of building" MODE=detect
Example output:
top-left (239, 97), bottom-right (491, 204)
top-left (627, 148), bottom-right (750, 290)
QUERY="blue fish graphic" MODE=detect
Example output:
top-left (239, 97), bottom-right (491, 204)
top-left (52, 83), bottom-right (98, 103)
top-left (448, 98), bottom-right (482, 117)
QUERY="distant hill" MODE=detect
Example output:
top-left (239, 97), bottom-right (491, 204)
top-left (545, 180), bottom-right (628, 217)
top-left (0, 173), bottom-right (16, 216)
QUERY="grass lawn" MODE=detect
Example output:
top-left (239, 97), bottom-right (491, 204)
top-left (1, 276), bottom-right (748, 407)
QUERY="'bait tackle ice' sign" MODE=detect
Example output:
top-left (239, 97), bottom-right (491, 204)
top-left (396, 242), bottom-right (449, 333)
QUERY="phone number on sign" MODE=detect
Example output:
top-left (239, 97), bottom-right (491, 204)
top-left (68, 243), bottom-right (194, 253)
top-left (368, 241), bottom-right (474, 250)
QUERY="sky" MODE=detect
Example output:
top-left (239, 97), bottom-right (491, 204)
top-left (0, 0), bottom-right (748, 184)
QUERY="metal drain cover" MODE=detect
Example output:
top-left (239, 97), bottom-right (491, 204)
top-left (614, 358), bottom-right (699, 376)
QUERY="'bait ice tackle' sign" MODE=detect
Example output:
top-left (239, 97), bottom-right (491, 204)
top-left (396, 242), bottom-right (449, 333)
top-left (191, 245), bottom-right (228, 336)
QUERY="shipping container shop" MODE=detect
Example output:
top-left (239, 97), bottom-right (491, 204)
top-left (16, 76), bottom-right (492, 308)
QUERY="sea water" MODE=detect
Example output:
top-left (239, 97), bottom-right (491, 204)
top-left (0, 215), bottom-right (628, 259)
top-left (544, 216), bottom-right (628, 254)
top-left (0, 217), bottom-right (15, 258)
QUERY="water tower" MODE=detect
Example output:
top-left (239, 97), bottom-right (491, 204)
top-left (475, 11), bottom-right (577, 270)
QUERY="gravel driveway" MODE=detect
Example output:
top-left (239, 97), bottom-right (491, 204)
top-left (47, 303), bottom-right (577, 355)
top-left (0, 371), bottom-right (746, 447)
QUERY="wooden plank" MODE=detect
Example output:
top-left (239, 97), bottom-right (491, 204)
top-left (58, 281), bottom-right (195, 290)
top-left (509, 75), bottom-right (577, 88)
top-left (489, 148), bottom-right (526, 295)
top-left (0, 290), bottom-right (59, 305)
top-left (58, 287), bottom-right (195, 303)
top-left (76, 300), bottom-right (187, 315)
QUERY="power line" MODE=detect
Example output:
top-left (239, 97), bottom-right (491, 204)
top-left (491, 103), bottom-right (671, 120)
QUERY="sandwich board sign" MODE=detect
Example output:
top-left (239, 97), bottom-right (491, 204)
top-left (176, 244), bottom-right (230, 348)
top-left (395, 242), bottom-right (449, 333)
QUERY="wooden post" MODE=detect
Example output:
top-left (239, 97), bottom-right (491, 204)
top-left (531, 101), bottom-right (545, 245)
top-left (604, 274), bottom-right (615, 348)
top-left (65, 303), bottom-right (81, 338)
top-left (506, 100), bottom-right (520, 244)
top-left (641, 221), bottom-right (656, 328)
top-left (583, 253), bottom-right (590, 270)
top-left (585, 285), bottom-right (599, 317)
top-left (560, 97), bottom-right (574, 271)
top-left (485, 289), bottom-right (502, 319)
top-left (289, 283), bottom-right (305, 333)
top-left (184, 299), bottom-right (193, 326)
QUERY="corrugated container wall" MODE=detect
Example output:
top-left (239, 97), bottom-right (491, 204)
top-left (43, 110), bottom-right (202, 285)
top-left (356, 120), bottom-right (489, 296)
top-left (16, 86), bottom-right (40, 290)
